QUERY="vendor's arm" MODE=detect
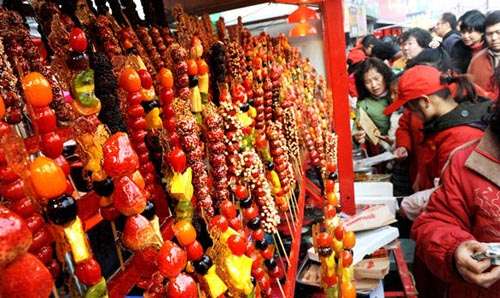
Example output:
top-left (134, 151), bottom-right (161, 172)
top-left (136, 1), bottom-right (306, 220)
top-left (395, 109), bottom-right (412, 155)
top-left (411, 153), bottom-right (475, 283)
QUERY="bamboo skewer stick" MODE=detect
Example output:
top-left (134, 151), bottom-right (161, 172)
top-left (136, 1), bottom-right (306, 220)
top-left (290, 190), bottom-right (299, 219)
top-left (287, 195), bottom-right (297, 224)
top-left (276, 277), bottom-right (286, 298)
top-left (283, 211), bottom-right (295, 241)
top-left (272, 234), bottom-right (286, 265)
top-left (111, 222), bottom-right (125, 271)
top-left (52, 287), bottom-right (60, 298)
top-left (275, 232), bottom-right (290, 267)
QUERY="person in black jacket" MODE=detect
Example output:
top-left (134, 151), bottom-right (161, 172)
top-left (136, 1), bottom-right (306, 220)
top-left (449, 10), bottom-right (486, 73)
top-left (435, 12), bottom-right (461, 55)
top-left (372, 36), bottom-right (403, 63)
top-left (406, 47), bottom-right (452, 72)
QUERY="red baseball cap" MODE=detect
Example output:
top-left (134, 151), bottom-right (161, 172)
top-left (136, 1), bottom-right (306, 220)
top-left (347, 47), bottom-right (366, 65)
top-left (384, 65), bottom-right (448, 115)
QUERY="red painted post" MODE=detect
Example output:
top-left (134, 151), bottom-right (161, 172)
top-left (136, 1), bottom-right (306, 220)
top-left (321, 0), bottom-right (355, 214)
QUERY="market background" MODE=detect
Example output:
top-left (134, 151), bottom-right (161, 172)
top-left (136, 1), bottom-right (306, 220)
top-left (12, 0), bottom-right (500, 79)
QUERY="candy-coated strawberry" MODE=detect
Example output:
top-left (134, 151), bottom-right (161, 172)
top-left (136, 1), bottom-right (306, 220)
top-left (122, 214), bottom-right (157, 251)
top-left (102, 132), bottom-right (139, 177)
top-left (166, 273), bottom-right (197, 298)
top-left (157, 240), bottom-right (186, 278)
top-left (10, 197), bottom-right (37, 218)
top-left (113, 175), bottom-right (147, 216)
top-left (0, 253), bottom-right (53, 297)
top-left (0, 206), bottom-right (32, 267)
top-left (167, 147), bottom-right (187, 173)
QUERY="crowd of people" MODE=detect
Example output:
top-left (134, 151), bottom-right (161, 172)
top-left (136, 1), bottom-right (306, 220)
top-left (347, 9), bottom-right (500, 298)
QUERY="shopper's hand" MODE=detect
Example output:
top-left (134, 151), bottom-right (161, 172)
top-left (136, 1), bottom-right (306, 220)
top-left (353, 130), bottom-right (366, 144)
top-left (455, 240), bottom-right (500, 288)
top-left (394, 147), bottom-right (408, 159)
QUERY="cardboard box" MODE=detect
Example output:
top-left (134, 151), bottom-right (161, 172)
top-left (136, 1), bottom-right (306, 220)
top-left (354, 257), bottom-right (390, 280)
top-left (344, 205), bottom-right (396, 232)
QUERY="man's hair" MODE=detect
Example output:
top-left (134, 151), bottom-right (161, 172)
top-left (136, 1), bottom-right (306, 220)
top-left (441, 12), bottom-right (457, 31)
top-left (361, 35), bottom-right (379, 48)
top-left (485, 10), bottom-right (500, 30)
top-left (458, 10), bottom-right (485, 33)
top-left (399, 28), bottom-right (433, 48)
top-left (354, 57), bottom-right (394, 100)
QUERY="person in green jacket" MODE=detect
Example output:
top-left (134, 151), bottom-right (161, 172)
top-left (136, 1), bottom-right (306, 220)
top-left (352, 57), bottom-right (395, 150)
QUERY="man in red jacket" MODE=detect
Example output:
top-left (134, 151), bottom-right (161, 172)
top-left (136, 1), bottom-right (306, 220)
top-left (411, 103), bottom-right (500, 297)
top-left (468, 11), bottom-right (500, 100)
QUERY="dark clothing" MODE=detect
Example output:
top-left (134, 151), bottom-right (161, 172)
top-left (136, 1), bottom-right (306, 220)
top-left (391, 158), bottom-right (413, 197)
top-left (423, 101), bottom-right (492, 134)
top-left (450, 40), bottom-right (485, 73)
top-left (372, 41), bottom-right (398, 61)
top-left (441, 30), bottom-right (461, 55)
top-left (449, 40), bottom-right (473, 73)
top-left (406, 48), bottom-right (452, 72)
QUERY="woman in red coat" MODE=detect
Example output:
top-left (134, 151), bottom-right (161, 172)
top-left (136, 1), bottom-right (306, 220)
top-left (384, 65), bottom-right (491, 191)
top-left (411, 100), bottom-right (500, 297)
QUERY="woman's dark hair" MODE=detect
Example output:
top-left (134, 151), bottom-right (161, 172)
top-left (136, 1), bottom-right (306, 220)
top-left (431, 72), bottom-right (478, 103)
top-left (485, 11), bottom-right (500, 30)
top-left (399, 28), bottom-right (432, 48)
top-left (406, 48), bottom-right (452, 72)
top-left (347, 61), bottom-right (363, 75)
top-left (459, 10), bottom-right (485, 33)
top-left (382, 36), bottom-right (400, 52)
top-left (354, 57), bottom-right (394, 100)
top-left (361, 35), bottom-right (379, 49)
top-left (372, 42), bottom-right (398, 61)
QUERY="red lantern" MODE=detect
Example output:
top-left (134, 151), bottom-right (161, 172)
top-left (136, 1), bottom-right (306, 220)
top-left (288, 4), bottom-right (318, 23)
top-left (289, 22), bottom-right (317, 37)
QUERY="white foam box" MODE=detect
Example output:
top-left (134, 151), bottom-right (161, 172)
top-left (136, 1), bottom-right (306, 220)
top-left (355, 182), bottom-right (398, 215)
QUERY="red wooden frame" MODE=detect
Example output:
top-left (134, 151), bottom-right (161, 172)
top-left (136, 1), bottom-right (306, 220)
top-left (389, 242), bottom-right (418, 298)
top-left (283, 176), bottom-right (307, 297)
top-left (321, 0), bottom-right (355, 215)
